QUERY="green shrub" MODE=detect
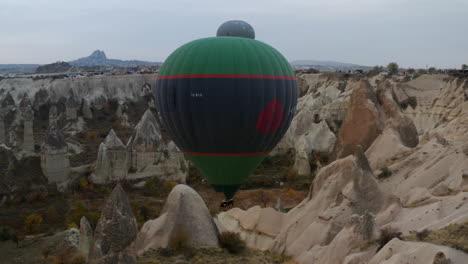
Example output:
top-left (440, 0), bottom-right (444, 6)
top-left (24, 214), bottom-right (43, 234)
top-left (377, 227), bottom-right (402, 252)
top-left (66, 200), bottom-right (100, 229)
top-left (0, 226), bottom-right (12, 241)
top-left (219, 232), bottom-right (246, 254)
top-left (416, 229), bottom-right (431, 241)
top-left (169, 231), bottom-right (189, 252)
top-left (421, 222), bottom-right (468, 253)
top-left (377, 167), bottom-right (392, 179)
top-left (157, 247), bottom-right (174, 257)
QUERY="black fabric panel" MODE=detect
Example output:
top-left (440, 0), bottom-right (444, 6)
top-left (154, 78), bottom-right (298, 154)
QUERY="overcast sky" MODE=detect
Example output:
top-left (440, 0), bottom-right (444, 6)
top-left (1, 0), bottom-right (467, 68)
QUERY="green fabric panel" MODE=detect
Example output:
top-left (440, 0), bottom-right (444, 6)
top-left (159, 37), bottom-right (294, 77)
top-left (184, 153), bottom-right (268, 185)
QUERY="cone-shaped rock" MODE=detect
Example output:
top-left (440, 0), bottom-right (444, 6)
top-left (79, 216), bottom-right (93, 260)
top-left (91, 129), bottom-right (128, 184)
top-left (135, 184), bottom-right (219, 255)
top-left (1, 92), bottom-right (15, 107)
top-left (41, 121), bottom-right (70, 183)
top-left (127, 109), bottom-right (162, 171)
top-left (332, 80), bottom-right (384, 159)
top-left (89, 185), bottom-right (138, 264)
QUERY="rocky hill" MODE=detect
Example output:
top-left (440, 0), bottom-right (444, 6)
top-left (35, 61), bottom-right (72, 74)
top-left (69, 50), bottom-right (161, 67)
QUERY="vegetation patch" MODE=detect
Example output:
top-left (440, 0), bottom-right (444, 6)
top-left (407, 222), bottom-right (468, 253)
top-left (377, 227), bottom-right (402, 252)
top-left (219, 232), bottom-right (246, 254)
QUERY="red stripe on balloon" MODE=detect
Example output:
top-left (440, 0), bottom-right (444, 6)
top-left (182, 151), bottom-right (271, 157)
top-left (158, 74), bottom-right (296, 80)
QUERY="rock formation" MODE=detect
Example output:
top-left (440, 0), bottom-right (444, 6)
top-left (90, 129), bottom-right (128, 184)
top-left (217, 206), bottom-right (285, 250)
top-left (19, 93), bottom-right (32, 112)
top-left (66, 93), bottom-right (79, 120)
top-left (368, 238), bottom-right (468, 264)
top-left (1, 92), bottom-right (15, 108)
top-left (82, 99), bottom-right (93, 119)
top-left (89, 185), bottom-right (138, 264)
top-left (127, 109), bottom-right (162, 172)
top-left (0, 115), bottom-right (5, 145)
top-left (332, 80), bottom-right (385, 159)
top-left (0, 145), bottom-right (47, 197)
top-left (40, 121), bottom-right (70, 184)
top-left (124, 109), bottom-right (187, 182)
top-left (216, 74), bottom-right (468, 264)
top-left (79, 216), bottom-right (94, 260)
top-left (49, 105), bottom-right (58, 125)
top-left (22, 107), bottom-right (34, 153)
top-left (135, 184), bottom-right (219, 255)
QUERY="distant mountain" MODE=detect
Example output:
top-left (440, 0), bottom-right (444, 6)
top-left (0, 64), bottom-right (40, 74)
top-left (35, 61), bottom-right (72, 74)
top-left (69, 50), bottom-right (162, 67)
top-left (290, 60), bottom-right (371, 72)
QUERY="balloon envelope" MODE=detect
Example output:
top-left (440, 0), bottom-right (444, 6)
top-left (216, 20), bottom-right (255, 39)
top-left (154, 36), bottom-right (297, 199)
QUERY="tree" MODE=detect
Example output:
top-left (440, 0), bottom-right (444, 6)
top-left (367, 66), bottom-right (384, 77)
top-left (428, 67), bottom-right (437, 74)
top-left (462, 64), bottom-right (468, 71)
top-left (407, 68), bottom-right (416, 74)
top-left (387, 62), bottom-right (399, 75)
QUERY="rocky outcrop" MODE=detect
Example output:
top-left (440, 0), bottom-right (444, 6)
top-left (89, 185), bottom-right (138, 264)
top-left (35, 61), bottom-right (72, 74)
top-left (333, 80), bottom-right (419, 161)
top-left (403, 75), bottom-right (466, 134)
top-left (1, 92), bottom-right (15, 107)
top-left (42, 228), bottom-right (80, 257)
top-left (125, 109), bottom-right (187, 182)
top-left (332, 80), bottom-right (384, 159)
top-left (0, 145), bottom-right (47, 196)
top-left (49, 105), bottom-right (58, 125)
top-left (0, 73), bottom-right (158, 112)
top-left (70, 50), bottom-right (160, 67)
top-left (368, 238), bottom-right (468, 264)
top-left (79, 216), bottom-right (94, 260)
top-left (267, 147), bottom-right (384, 261)
top-left (66, 93), bottom-right (79, 120)
top-left (82, 99), bottom-right (93, 119)
top-left (127, 109), bottom-right (162, 172)
top-left (135, 184), bottom-right (219, 255)
top-left (217, 206), bottom-right (285, 250)
top-left (0, 115), bottom-right (5, 144)
top-left (19, 93), bottom-right (32, 112)
top-left (40, 121), bottom-right (70, 184)
top-left (296, 212), bottom-right (379, 264)
top-left (22, 107), bottom-right (34, 153)
top-left (90, 129), bottom-right (128, 184)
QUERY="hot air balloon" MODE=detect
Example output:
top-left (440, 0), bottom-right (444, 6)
top-left (216, 20), bottom-right (255, 39)
top-left (154, 21), bottom-right (297, 206)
